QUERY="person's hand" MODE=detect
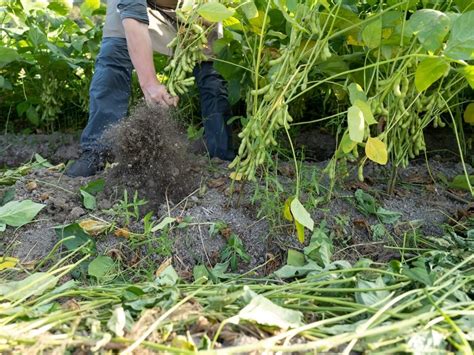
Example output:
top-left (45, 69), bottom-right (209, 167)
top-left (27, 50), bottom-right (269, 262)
top-left (142, 82), bottom-right (179, 108)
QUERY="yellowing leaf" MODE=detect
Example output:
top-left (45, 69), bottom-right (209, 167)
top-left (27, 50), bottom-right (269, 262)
top-left (114, 227), bottom-right (130, 238)
top-left (0, 257), bottom-right (18, 271)
top-left (79, 219), bottom-right (109, 236)
top-left (283, 197), bottom-right (294, 222)
top-left (155, 258), bottom-right (172, 277)
top-left (230, 172), bottom-right (243, 181)
top-left (365, 137), bottom-right (388, 165)
top-left (461, 66), bottom-right (474, 89)
top-left (295, 220), bottom-right (305, 244)
top-left (347, 35), bottom-right (364, 46)
top-left (464, 103), bottom-right (474, 124)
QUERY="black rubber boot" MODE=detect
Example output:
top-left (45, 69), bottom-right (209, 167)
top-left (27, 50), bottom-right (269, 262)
top-left (194, 62), bottom-right (235, 161)
top-left (65, 150), bottom-right (104, 177)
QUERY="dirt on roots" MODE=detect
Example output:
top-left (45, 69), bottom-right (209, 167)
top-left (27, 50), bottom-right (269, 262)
top-left (104, 104), bottom-right (204, 210)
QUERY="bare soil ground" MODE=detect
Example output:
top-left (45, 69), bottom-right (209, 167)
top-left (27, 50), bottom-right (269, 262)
top-left (1, 107), bottom-right (472, 276)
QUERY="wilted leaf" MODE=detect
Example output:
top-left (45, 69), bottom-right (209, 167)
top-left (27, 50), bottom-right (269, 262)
top-left (79, 219), bottom-right (109, 236)
top-left (229, 172), bottom-right (243, 181)
top-left (151, 217), bottom-right (176, 232)
top-left (355, 277), bottom-right (390, 306)
top-left (156, 265), bottom-right (179, 287)
top-left (365, 137), bottom-right (388, 165)
top-left (107, 306), bottom-right (127, 337)
top-left (114, 227), bottom-right (130, 238)
top-left (0, 257), bottom-right (18, 271)
top-left (0, 272), bottom-right (58, 301)
top-left (403, 258), bottom-right (434, 286)
top-left (376, 207), bottom-right (402, 224)
top-left (230, 295), bottom-right (304, 329)
top-left (0, 200), bottom-right (45, 227)
top-left (283, 197), bottom-right (294, 221)
top-left (155, 258), bottom-right (172, 277)
top-left (304, 225), bottom-right (333, 267)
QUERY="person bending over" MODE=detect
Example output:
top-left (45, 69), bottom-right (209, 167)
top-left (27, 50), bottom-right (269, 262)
top-left (66, 0), bottom-right (234, 177)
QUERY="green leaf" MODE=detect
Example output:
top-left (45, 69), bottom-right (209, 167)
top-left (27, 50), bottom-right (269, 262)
top-left (0, 200), bottom-right (45, 227)
top-left (0, 47), bottom-right (20, 68)
top-left (304, 225), bottom-right (333, 267)
top-left (448, 175), bottom-right (474, 191)
top-left (347, 105), bottom-right (365, 143)
top-left (151, 217), bottom-right (176, 232)
top-left (354, 189), bottom-right (378, 215)
top-left (0, 223), bottom-right (5, 232)
top-left (241, 0), bottom-right (258, 20)
top-left (415, 57), bottom-right (450, 92)
top-left (197, 3), bottom-right (235, 23)
top-left (355, 277), bottom-right (390, 306)
top-left (339, 131), bottom-right (358, 155)
top-left (0, 76), bottom-right (12, 90)
top-left (287, 249), bottom-right (305, 267)
top-left (274, 261), bottom-right (323, 279)
top-left (81, 178), bottom-right (105, 195)
top-left (155, 265), bottom-right (179, 286)
top-left (55, 223), bottom-right (95, 251)
top-left (290, 198), bottom-right (314, 232)
top-left (362, 17), bottom-right (382, 49)
top-left (407, 9), bottom-right (451, 52)
top-left (460, 66), bottom-right (474, 89)
top-left (403, 258), bottom-right (434, 286)
top-left (445, 10), bottom-right (474, 60)
top-left (376, 207), bottom-right (402, 224)
top-left (48, 0), bottom-right (71, 16)
top-left (88, 256), bottom-right (115, 281)
top-left (80, 0), bottom-right (100, 17)
top-left (348, 83), bottom-right (367, 104)
top-left (80, 190), bottom-right (96, 210)
top-left (193, 264), bottom-right (209, 282)
top-left (230, 295), bottom-right (304, 329)
top-left (355, 100), bottom-right (377, 125)
top-left (0, 272), bottom-right (58, 301)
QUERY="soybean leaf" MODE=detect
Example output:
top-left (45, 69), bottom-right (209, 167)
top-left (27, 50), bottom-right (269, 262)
top-left (1, 188), bottom-right (15, 206)
top-left (81, 178), bottom-right (105, 195)
top-left (365, 137), bottom-right (388, 165)
top-left (241, 0), bottom-right (258, 20)
top-left (198, 3), bottom-right (235, 23)
top-left (348, 83), bottom-right (367, 104)
top-left (339, 130), bottom-right (358, 155)
top-left (151, 217), bottom-right (176, 232)
top-left (287, 249), bottom-right (305, 267)
top-left (415, 57), bottom-right (450, 92)
top-left (230, 295), bottom-right (304, 329)
top-left (407, 9), bottom-right (451, 52)
top-left (48, 0), bottom-right (71, 16)
top-left (80, 0), bottom-right (100, 17)
top-left (0, 200), bottom-right (45, 227)
top-left (355, 277), bottom-right (390, 306)
top-left (448, 175), bottom-right (474, 191)
top-left (88, 256), bottom-right (115, 281)
top-left (304, 225), bottom-right (333, 267)
top-left (376, 207), bottom-right (402, 224)
top-left (362, 17), bottom-right (382, 48)
top-left (464, 103), bottom-right (474, 124)
top-left (193, 264), bottom-right (209, 282)
top-left (445, 10), bottom-right (474, 60)
top-left (355, 100), bottom-right (377, 125)
top-left (0, 223), bottom-right (5, 232)
top-left (0, 257), bottom-right (18, 271)
top-left (460, 66), bottom-right (474, 89)
top-left (274, 261), bottom-right (323, 279)
top-left (107, 306), bottom-right (127, 337)
top-left (155, 265), bottom-right (179, 287)
top-left (0, 47), bottom-right (20, 67)
top-left (290, 198), bottom-right (314, 232)
top-left (55, 223), bottom-right (95, 251)
top-left (355, 189), bottom-right (378, 215)
top-left (403, 258), bottom-right (434, 286)
top-left (347, 105), bottom-right (365, 143)
top-left (407, 330), bottom-right (447, 352)
top-left (0, 272), bottom-right (58, 301)
top-left (80, 190), bottom-right (96, 210)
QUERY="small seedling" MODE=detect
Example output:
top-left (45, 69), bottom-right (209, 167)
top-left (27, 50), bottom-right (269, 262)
top-left (220, 234), bottom-right (250, 271)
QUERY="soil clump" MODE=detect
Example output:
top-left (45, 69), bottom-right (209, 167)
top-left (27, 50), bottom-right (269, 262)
top-left (104, 104), bottom-right (204, 210)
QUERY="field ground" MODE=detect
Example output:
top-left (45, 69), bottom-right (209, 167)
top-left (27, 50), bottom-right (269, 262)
top-left (1, 113), bottom-right (473, 353)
